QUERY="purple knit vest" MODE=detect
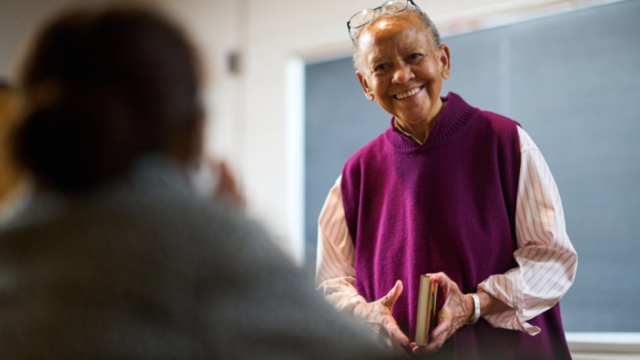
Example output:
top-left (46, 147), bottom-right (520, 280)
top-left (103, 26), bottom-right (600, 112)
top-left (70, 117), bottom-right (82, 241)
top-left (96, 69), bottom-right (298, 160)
top-left (341, 93), bottom-right (570, 359)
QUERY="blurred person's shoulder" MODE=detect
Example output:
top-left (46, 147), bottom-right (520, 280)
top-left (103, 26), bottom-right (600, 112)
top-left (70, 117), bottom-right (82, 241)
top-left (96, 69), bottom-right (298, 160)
top-left (0, 156), bottom-right (398, 360)
top-left (0, 155), bottom-right (277, 267)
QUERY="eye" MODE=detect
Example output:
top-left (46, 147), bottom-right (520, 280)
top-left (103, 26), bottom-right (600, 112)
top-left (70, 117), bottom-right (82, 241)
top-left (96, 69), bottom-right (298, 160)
top-left (373, 63), bottom-right (388, 73)
top-left (408, 53), bottom-right (423, 62)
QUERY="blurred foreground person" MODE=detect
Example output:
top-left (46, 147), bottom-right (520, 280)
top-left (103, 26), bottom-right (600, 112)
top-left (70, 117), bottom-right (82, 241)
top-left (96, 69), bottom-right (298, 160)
top-left (0, 5), bottom-right (396, 360)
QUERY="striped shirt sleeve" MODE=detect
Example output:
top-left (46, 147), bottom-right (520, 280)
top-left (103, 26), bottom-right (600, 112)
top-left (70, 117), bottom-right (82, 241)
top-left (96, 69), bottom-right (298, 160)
top-left (315, 127), bottom-right (577, 334)
top-left (315, 177), bottom-right (368, 312)
top-left (478, 127), bottom-right (577, 335)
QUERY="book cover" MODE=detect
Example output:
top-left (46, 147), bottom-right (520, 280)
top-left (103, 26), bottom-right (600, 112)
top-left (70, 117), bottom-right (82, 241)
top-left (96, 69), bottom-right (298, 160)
top-left (415, 275), bottom-right (438, 346)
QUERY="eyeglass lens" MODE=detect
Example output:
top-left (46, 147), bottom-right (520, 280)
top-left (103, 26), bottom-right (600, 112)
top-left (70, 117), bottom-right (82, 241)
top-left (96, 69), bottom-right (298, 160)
top-left (349, 1), bottom-right (409, 29)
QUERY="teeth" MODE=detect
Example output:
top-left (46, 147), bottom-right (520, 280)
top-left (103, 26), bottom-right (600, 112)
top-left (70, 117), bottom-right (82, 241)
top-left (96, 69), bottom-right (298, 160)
top-left (396, 87), bottom-right (421, 99)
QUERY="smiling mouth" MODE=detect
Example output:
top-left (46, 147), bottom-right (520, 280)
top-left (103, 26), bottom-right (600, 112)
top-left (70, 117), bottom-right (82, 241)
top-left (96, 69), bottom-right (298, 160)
top-left (394, 86), bottom-right (424, 100)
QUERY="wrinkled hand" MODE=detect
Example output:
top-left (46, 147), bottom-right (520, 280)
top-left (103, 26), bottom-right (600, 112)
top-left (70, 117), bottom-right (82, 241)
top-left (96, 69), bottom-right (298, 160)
top-left (410, 272), bottom-right (473, 355)
top-left (353, 280), bottom-right (410, 357)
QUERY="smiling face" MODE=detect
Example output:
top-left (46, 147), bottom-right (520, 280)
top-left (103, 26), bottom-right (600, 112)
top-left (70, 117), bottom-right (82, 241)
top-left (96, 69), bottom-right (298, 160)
top-left (355, 12), bottom-right (450, 130)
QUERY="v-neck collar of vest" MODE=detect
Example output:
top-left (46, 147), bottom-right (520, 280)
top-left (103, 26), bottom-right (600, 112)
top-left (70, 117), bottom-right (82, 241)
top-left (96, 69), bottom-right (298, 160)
top-left (386, 92), bottom-right (476, 151)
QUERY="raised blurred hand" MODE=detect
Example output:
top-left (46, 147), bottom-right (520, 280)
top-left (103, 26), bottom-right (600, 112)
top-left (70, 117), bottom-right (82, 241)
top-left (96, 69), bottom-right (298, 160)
top-left (212, 160), bottom-right (244, 209)
top-left (189, 158), bottom-right (244, 209)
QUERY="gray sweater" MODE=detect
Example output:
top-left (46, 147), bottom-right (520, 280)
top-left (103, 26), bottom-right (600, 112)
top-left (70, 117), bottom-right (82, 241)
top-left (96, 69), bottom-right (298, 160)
top-left (0, 157), bottom-right (395, 360)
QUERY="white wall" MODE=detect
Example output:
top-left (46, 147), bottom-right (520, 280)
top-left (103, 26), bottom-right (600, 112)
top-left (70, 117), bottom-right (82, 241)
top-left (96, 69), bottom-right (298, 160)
top-left (0, 0), bottom-right (85, 76)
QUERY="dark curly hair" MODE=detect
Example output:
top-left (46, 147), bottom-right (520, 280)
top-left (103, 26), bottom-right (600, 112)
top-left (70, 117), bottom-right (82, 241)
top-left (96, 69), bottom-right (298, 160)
top-left (15, 5), bottom-right (203, 192)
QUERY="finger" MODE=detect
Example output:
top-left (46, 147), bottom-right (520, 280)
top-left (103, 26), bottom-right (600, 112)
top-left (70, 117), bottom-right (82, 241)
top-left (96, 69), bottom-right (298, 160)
top-left (431, 320), bottom-right (451, 339)
top-left (380, 316), bottom-right (409, 346)
top-left (388, 327), bottom-right (410, 347)
top-left (411, 313), bottom-right (452, 355)
top-left (426, 272), bottom-right (453, 297)
top-left (381, 280), bottom-right (403, 308)
top-left (423, 323), bottom-right (449, 353)
top-left (422, 338), bottom-right (445, 353)
top-left (413, 337), bottom-right (443, 355)
top-left (383, 333), bottom-right (411, 359)
top-left (409, 341), bottom-right (431, 355)
top-left (439, 307), bottom-right (453, 322)
top-left (411, 344), bottom-right (435, 355)
top-left (432, 313), bottom-right (452, 339)
top-left (426, 318), bottom-right (452, 352)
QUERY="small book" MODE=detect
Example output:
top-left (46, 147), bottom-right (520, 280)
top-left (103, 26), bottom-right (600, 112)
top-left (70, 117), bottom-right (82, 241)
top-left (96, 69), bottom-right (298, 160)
top-left (415, 275), bottom-right (438, 346)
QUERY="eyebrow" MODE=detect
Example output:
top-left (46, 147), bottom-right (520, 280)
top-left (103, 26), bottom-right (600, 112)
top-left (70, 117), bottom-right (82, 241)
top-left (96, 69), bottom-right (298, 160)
top-left (368, 55), bottom-right (387, 66)
top-left (401, 44), bottom-right (426, 54)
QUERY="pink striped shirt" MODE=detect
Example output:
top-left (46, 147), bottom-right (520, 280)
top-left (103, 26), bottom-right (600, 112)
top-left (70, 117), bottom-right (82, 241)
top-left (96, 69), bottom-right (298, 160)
top-left (316, 127), bottom-right (577, 335)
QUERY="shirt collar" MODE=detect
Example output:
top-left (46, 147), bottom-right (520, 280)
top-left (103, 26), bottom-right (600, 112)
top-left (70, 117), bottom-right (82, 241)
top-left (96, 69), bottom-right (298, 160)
top-left (393, 118), bottom-right (425, 145)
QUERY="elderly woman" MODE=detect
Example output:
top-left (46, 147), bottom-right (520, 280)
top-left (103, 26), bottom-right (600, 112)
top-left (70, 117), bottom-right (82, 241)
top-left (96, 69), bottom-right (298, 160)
top-left (316, 1), bottom-right (577, 359)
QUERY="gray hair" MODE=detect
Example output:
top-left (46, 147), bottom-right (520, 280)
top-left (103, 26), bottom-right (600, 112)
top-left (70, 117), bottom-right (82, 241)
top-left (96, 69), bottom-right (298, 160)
top-left (352, 7), bottom-right (441, 73)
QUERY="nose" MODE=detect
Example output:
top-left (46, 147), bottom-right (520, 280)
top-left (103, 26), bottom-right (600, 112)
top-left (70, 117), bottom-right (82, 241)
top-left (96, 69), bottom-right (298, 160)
top-left (392, 62), bottom-right (414, 84)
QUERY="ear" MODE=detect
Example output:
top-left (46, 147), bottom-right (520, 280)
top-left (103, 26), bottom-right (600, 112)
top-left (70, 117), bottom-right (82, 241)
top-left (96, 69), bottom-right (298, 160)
top-left (439, 44), bottom-right (451, 80)
top-left (173, 106), bottom-right (205, 163)
top-left (355, 71), bottom-right (372, 98)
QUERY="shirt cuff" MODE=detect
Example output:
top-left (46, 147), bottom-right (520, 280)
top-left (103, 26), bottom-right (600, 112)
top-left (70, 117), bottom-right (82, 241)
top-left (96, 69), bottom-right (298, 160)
top-left (318, 276), bottom-right (367, 313)
top-left (478, 274), bottom-right (541, 336)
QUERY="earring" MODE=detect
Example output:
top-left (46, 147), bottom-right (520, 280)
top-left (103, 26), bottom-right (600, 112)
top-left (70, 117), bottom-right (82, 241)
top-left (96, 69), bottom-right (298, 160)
top-left (366, 92), bottom-right (374, 101)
